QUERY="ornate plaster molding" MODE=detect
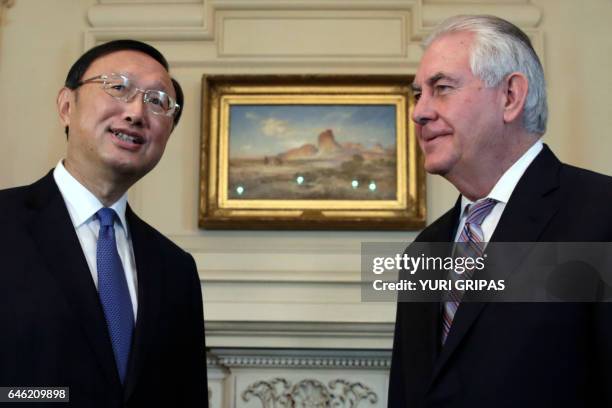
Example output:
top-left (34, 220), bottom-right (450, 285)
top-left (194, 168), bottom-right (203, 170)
top-left (207, 348), bottom-right (391, 370)
top-left (242, 378), bottom-right (378, 408)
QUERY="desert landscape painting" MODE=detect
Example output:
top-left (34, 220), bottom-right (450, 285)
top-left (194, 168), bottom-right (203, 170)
top-left (227, 104), bottom-right (397, 200)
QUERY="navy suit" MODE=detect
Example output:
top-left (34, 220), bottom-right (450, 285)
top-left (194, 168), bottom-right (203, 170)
top-left (388, 145), bottom-right (612, 407)
top-left (0, 172), bottom-right (208, 407)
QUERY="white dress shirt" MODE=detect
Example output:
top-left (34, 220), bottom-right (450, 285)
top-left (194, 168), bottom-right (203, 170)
top-left (53, 161), bottom-right (138, 319)
top-left (454, 140), bottom-right (544, 242)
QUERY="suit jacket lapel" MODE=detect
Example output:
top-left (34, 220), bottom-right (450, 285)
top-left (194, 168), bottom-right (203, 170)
top-left (25, 173), bottom-right (120, 388)
top-left (430, 145), bottom-right (563, 382)
top-left (490, 145), bottom-right (562, 243)
top-left (414, 200), bottom-right (461, 379)
top-left (123, 207), bottom-right (163, 401)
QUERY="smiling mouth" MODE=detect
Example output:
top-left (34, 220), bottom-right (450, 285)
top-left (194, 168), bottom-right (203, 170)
top-left (110, 128), bottom-right (145, 145)
top-left (422, 132), bottom-right (451, 142)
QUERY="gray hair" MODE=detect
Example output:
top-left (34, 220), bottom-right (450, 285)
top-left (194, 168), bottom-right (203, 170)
top-left (424, 15), bottom-right (547, 134)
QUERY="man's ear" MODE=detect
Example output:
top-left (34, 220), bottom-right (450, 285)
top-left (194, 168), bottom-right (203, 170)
top-left (57, 87), bottom-right (74, 128)
top-left (502, 72), bottom-right (529, 124)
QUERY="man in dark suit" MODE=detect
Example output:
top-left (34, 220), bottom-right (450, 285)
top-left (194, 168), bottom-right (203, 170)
top-left (0, 40), bottom-right (208, 407)
top-left (388, 15), bottom-right (612, 407)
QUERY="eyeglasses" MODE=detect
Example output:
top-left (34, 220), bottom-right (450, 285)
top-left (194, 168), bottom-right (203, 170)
top-left (76, 73), bottom-right (180, 117)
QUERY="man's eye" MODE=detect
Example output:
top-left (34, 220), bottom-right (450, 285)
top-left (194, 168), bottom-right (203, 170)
top-left (434, 85), bottom-right (452, 94)
top-left (147, 93), bottom-right (166, 106)
top-left (413, 92), bottom-right (421, 102)
top-left (149, 97), bottom-right (163, 106)
top-left (108, 84), bottom-right (126, 92)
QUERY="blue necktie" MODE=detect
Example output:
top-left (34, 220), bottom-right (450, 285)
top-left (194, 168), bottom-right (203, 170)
top-left (96, 208), bottom-right (134, 384)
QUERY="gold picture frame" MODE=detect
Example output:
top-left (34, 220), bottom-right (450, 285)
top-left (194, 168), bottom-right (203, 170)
top-left (199, 75), bottom-right (425, 230)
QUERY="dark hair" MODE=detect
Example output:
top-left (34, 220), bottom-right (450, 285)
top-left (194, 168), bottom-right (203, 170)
top-left (63, 39), bottom-right (183, 136)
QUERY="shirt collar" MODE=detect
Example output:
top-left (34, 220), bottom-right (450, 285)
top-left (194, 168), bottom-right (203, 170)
top-left (53, 160), bottom-right (129, 237)
top-left (459, 140), bottom-right (544, 214)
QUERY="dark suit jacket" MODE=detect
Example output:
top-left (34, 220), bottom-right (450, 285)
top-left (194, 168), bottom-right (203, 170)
top-left (0, 172), bottom-right (208, 407)
top-left (388, 145), bottom-right (612, 408)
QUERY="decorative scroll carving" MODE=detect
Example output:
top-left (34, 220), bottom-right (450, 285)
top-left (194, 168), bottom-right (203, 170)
top-left (327, 380), bottom-right (378, 408)
top-left (291, 379), bottom-right (331, 408)
top-left (242, 378), bottom-right (293, 408)
top-left (242, 378), bottom-right (377, 408)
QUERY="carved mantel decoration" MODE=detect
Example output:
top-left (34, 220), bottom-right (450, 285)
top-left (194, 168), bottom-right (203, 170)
top-left (242, 378), bottom-right (378, 408)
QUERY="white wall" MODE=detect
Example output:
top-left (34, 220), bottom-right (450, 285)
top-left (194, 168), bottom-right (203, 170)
top-left (530, 0), bottom-right (612, 174)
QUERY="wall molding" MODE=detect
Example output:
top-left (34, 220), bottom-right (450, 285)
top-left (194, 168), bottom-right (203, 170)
top-left (208, 348), bottom-right (391, 369)
top-left (84, 0), bottom-right (543, 67)
top-left (207, 321), bottom-right (394, 342)
top-left (168, 233), bottom-right (411, 283)
top-left (215, 12), bottom-right (408, 58)
top-left (87, 0), bottom-right (542, 34)
top-left (87, 3), bottom-right (205, 28)
top-left (205, 321), bottom-right (395, 350)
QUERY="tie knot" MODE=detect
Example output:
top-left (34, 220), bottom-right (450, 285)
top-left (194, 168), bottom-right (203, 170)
top-left (97, 208), bottom-right (117, 227)
top-left (465, 198), bottom-right (497, 226)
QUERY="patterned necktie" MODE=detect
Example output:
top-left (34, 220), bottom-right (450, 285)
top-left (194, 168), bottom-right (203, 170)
top-left (441, 198), bottom-right (497, 345)
top-left (96, 208), bottom-right (134, 384)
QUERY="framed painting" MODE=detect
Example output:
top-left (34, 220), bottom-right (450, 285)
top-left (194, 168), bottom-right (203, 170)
top-left (199, 75), bottom-right (425, 230)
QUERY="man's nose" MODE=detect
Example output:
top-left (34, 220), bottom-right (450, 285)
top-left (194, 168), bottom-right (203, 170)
top-left (412, 93), bottom-right (436, 126)
top-left (123, 90), bottom-right (147, 126)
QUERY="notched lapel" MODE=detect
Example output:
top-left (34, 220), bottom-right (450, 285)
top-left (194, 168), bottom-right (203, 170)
top-left (490, 145), bottom-right (562, 244)
top-left (123, 207), bottom-right (164, 401)
top-left (26, 174), bottom-right (121, 388)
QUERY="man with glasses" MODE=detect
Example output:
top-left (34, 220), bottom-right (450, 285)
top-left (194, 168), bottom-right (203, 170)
top-left (0, 40), bottom-right (207, 407)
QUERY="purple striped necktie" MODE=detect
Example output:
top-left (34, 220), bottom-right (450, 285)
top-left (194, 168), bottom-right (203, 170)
top-left (441, 198), bottom-right (497, 345)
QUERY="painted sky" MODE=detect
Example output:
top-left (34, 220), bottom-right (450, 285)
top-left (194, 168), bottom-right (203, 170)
top-left (228, 105), bottom-right (397, 158)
